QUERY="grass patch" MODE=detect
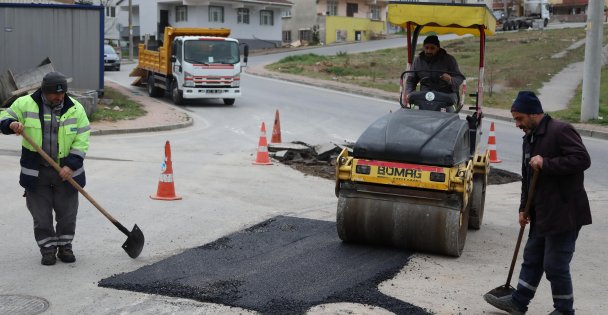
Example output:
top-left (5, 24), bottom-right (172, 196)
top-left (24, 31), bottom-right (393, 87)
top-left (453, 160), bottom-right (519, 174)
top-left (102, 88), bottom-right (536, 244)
top-left (90, 86), bottom-right (146, 122)
top-left (267, 27), bottom-right (608, 124)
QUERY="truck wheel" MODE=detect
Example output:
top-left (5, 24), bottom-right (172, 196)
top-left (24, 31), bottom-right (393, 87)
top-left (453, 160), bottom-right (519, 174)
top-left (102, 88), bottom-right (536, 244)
top-left (147, 73), bottom-right (163, 97)
top-left (171, 81), bottom-right (184, 105)
top-left (223, 98), bottom-right (235, 105)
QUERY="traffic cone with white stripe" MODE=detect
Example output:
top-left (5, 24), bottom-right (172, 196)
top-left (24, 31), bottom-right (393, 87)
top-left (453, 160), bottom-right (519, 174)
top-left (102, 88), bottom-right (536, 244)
top-left (271, 109), bottom-right (282, 144)
top-left (151, 141), bottom-right (182, 200)
top-left (488, 122), bottom-right (502, 163)
top-left (253, 122), bottom-right (272, 165)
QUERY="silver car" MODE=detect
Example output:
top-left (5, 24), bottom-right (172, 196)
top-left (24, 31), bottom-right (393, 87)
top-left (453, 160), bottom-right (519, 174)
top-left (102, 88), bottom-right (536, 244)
top-left (104, 44), bottom-right (121, 71)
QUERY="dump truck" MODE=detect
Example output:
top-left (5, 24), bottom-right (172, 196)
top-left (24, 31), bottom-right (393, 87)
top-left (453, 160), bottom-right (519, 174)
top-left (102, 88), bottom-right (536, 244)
top-left (130, 27), bottom-right (248, 105)
top-left (335, 2), bottom-right (496, 257)
top-left (494, 0), bottom-right (550, 31)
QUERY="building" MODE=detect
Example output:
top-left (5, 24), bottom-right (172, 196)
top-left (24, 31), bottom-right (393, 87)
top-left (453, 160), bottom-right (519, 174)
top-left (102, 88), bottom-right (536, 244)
top-left (492, 0), bottom-right (604, 23)
top-left (115, 0), bottom-right (292, 53)
top-left (550, 0), bottom-right (604, 22)
top-left (282, 0), bottom-right (388, 46)
top-left (280, 0), bottom-right (494, 47)
top-left (98, 0), bottom-right (121, 46)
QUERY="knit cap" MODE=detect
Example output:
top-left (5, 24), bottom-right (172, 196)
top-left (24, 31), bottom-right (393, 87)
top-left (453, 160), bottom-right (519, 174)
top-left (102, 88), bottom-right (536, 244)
top-left (41, 71), bottom-right (68, 93)
top-left (511, 91), bottom-right (543, 114)
top-left (423, 35), bottom-right (440, 47)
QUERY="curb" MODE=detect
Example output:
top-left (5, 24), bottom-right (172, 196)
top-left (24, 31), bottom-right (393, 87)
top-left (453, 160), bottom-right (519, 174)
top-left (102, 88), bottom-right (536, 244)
top-left (90, 117), bottom-right (193, 136)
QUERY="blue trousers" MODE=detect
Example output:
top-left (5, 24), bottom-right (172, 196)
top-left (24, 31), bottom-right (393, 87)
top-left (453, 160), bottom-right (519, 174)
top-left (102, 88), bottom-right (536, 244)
top-left (512, 227), bottom-right (580, 314)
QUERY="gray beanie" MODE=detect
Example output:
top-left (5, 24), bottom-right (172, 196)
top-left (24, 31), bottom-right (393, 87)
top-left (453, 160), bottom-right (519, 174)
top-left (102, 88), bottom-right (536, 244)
top-left (41, 71), bottom-right (68, 93)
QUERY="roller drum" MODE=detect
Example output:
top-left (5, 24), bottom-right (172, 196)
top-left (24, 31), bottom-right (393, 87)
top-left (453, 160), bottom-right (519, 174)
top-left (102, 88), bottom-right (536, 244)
top-left (337, 188), bottom-right (469, 257)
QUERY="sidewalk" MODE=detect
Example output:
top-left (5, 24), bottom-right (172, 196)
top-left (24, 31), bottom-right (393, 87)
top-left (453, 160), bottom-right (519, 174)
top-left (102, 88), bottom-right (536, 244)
top-left (90, 81), bottom-right (192, 135)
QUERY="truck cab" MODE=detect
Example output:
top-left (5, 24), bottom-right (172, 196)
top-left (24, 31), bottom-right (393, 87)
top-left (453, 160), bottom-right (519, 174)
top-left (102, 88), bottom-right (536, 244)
top-left (170, 36), bottom-right (244, 105)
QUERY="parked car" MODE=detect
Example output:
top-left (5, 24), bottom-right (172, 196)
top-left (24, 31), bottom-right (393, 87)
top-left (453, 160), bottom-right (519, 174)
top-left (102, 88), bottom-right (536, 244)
top-left (104, 44), bottom-right (121, 71)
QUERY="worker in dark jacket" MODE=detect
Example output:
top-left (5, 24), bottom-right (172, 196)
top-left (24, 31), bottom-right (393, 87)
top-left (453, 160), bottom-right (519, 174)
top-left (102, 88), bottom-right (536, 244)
top-left (405, 35), bottom-right (465, 104)
top-left (484, 91), bottom-right (591, 315)
top-left (0, 72), bottom-right (90, 266)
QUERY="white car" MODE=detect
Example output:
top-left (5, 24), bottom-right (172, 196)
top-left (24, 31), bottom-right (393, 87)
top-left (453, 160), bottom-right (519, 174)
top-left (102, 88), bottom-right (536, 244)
top-left (104, 44), bottom-right (121, 71)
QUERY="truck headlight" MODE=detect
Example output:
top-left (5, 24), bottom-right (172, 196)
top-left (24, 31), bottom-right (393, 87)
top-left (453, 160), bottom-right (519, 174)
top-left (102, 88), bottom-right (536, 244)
top-left (184, 72), bottom-right (194, 87)
top-left (231, 76), bottom-right (240, 87)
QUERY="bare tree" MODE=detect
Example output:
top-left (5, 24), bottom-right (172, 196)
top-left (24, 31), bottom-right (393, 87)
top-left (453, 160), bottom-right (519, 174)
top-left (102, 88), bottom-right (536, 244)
top-left (99, 0), bottom-right (118, 44)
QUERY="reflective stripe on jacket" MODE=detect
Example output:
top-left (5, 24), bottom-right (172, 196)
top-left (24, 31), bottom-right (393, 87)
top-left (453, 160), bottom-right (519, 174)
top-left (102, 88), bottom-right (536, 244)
top-left (0, 89), bottom-right (90, 189)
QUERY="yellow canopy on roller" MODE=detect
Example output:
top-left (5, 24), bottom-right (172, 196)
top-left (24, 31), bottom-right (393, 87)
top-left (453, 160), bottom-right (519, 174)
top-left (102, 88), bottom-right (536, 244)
top-left (388, 2), bottom-right (496, 37)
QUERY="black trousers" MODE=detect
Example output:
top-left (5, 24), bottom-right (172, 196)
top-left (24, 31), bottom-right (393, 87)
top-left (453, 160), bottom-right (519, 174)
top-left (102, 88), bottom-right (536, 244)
top-left (512, 227), bottom-right (580, 314)
top-left (26, 166), bottom-right (79, 254)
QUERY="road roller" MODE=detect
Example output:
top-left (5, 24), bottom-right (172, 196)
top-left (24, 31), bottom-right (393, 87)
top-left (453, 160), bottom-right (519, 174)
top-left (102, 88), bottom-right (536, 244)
top-left (335, 2), bottom-right (496, 257)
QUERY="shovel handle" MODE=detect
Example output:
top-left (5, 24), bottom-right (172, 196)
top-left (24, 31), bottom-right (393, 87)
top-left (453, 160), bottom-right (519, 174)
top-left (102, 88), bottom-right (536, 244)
top-left (20, 131), bottom-right (120, 225)
top-left (505, 169), bottom-right (540, 288)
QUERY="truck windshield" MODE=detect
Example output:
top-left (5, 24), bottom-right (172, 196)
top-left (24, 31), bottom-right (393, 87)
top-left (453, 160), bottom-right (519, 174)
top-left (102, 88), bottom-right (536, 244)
top-left (184, 40), bottom-right (239, 65)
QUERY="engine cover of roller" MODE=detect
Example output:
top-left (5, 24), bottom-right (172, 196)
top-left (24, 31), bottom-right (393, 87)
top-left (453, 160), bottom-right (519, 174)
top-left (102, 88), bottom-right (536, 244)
top-left (336, 148), bottom-right (473, 207)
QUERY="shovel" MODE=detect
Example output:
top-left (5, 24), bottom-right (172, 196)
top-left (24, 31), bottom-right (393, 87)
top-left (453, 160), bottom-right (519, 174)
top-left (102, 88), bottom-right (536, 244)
top-left (21, 131), bottom-right (144, 259)
top-left (485, 169), bottom-right (539, 298)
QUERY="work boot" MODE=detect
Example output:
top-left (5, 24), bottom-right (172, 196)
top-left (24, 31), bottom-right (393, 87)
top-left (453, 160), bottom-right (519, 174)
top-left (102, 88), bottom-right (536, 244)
top-left (57, 247), bottom-right (76, 263)
top-left (41, 252), bottom-right (56, 266)
top-left (547, 310), bottom-right (567, 315)
top-left (483, 293), bottom-right (526, 315)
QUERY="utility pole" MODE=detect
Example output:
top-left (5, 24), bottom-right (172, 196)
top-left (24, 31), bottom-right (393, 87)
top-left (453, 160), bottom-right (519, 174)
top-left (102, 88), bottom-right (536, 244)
top-left (581, 0), bottom-right (603, 121)
top-left (128, 0), bottom-right (133, 61)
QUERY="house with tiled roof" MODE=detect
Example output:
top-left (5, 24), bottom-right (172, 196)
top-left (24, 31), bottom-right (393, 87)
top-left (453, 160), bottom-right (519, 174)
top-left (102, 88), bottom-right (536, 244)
top-left (116, 0), bottom-right (293, 52)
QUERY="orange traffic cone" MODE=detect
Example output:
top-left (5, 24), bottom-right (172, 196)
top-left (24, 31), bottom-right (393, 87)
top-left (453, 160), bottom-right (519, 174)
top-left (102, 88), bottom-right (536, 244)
top-left (253, 122), bottom-right (272, 165)
top-left (488, 122), bottom-right (502, 163)
top-left (150, 141), bottom-right (182, 200)
top-left (271, 110), bottom-right (282, 144)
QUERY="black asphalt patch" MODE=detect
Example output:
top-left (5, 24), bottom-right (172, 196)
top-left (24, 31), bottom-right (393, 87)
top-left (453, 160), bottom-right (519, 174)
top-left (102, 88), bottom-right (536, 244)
top-left (99, 216), bottom-right (430, 315)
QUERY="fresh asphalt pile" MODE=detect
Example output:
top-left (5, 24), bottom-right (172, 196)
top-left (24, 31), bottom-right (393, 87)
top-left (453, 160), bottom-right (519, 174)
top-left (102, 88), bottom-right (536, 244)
top-left (99, 216), bottom-right (431, 314)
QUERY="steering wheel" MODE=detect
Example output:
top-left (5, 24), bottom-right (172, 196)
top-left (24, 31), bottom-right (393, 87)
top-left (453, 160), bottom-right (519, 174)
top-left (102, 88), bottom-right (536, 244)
top-left (419, 76), bottom-right (451, 91)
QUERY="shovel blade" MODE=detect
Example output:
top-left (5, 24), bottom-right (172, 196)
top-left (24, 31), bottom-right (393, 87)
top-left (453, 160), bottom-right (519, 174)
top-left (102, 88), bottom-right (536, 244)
top-left (122, 224), bottom-right (144, 258)
top-left (485, 285), bottom-right (515, 300)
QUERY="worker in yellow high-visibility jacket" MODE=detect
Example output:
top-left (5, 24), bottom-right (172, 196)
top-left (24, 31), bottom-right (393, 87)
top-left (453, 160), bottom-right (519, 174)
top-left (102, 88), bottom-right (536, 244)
top-left (0, 71), bottom-right (90, 266)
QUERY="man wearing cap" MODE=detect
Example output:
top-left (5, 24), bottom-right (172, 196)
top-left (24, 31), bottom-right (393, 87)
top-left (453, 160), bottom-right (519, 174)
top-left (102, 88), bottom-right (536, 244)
top-left (484, 91), bottom-right (591, 315)
top-left (0, 71), bottom-right (90, 266)
top-left (405, 35), bottom-right (465, 106)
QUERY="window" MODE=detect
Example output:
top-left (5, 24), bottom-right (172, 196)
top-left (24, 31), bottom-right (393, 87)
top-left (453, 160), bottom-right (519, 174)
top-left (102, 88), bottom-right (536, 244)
top-left (370, 5), bottom-right (380, 20)
top-left (105, 6), bottom-right (115, 17)
top-left (346, 3), bottom-right (358, 17)
top-left (176, 6), bottom-right (187, 22)
top-left (237, 8), bottom-right (249, 24)
top-left (327, 0), bottom-right (337, 16)
top-left (260, 10), bottom-right (273, 26)
top-left (282, 31), bottom-right (291, 42)
top-left (299, 30), bottom-right (311, 42)
top-left (209, 6), bottom-right (224, 23)
top-left (282, 9), bottom-right (292, 18)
